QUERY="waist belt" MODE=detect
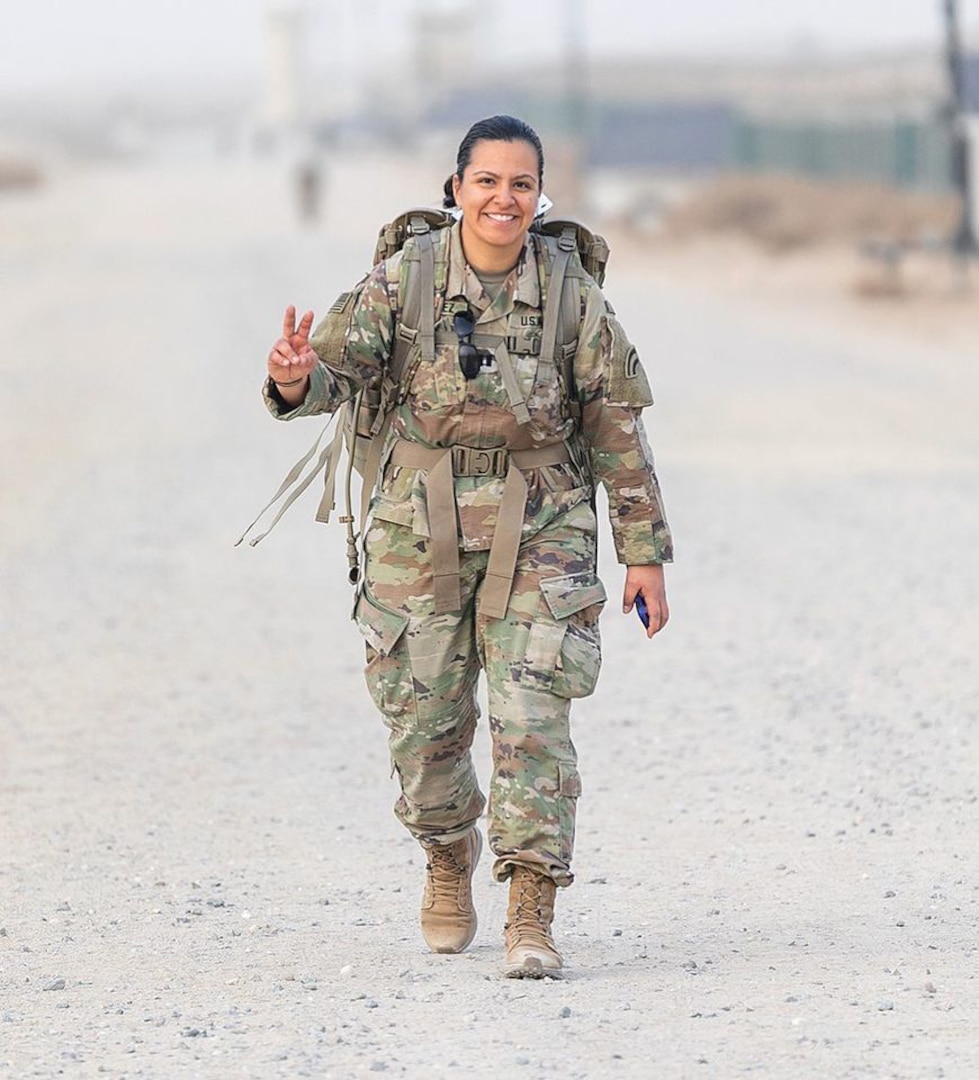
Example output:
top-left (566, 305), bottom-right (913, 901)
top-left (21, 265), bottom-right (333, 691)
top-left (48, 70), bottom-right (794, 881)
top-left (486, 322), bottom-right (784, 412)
top-left (388, 440), bottom-right (573, 619)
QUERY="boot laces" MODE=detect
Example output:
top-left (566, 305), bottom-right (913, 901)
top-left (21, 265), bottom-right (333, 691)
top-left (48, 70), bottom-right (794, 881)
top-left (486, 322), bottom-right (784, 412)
top-left (507, 873), bottom-right (554, 947)
top-left (426, 842), bottom-right (468, 897)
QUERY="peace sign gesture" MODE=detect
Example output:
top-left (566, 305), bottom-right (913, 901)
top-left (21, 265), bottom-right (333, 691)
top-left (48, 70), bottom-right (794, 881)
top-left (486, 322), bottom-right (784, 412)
top-left (268, 305), bottom-right (318, 401)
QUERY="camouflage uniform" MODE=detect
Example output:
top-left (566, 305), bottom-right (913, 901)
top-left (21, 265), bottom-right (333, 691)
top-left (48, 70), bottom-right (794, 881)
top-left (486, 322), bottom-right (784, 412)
top-left (265, 221), bottom-right (672, 886)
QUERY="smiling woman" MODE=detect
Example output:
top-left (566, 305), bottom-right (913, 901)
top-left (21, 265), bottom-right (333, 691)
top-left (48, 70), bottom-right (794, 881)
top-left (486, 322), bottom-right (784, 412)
top-left (258, 114), bottom-right (673, 981)
top-left (443, 116), bottom-right (543, 273)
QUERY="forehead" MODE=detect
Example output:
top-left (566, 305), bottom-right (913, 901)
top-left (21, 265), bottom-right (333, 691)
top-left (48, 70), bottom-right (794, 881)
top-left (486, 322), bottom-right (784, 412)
top-left (465, 138), bottom-right (539, 176)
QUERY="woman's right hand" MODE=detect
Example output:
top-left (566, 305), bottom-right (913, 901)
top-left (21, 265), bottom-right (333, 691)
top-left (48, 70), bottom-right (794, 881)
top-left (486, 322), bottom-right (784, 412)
top-left (268, 306), bottom-right (318, 400)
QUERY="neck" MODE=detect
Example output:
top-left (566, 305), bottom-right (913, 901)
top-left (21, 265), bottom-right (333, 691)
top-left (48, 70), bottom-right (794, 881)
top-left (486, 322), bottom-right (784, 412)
top-left (459, 221), bottom-right (525, 275)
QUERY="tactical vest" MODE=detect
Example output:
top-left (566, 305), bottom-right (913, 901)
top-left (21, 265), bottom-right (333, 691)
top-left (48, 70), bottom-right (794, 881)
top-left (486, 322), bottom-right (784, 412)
top-left (238, 208), bottom-right (610, 613)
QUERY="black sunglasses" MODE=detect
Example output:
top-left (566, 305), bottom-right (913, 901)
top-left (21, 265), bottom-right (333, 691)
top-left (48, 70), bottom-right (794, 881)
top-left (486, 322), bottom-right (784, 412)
top-left (452, 308), bottom-right (488, 380)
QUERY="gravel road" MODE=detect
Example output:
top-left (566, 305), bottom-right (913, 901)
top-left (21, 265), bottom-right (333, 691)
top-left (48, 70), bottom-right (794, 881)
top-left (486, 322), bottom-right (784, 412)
top-left (2, 155), bottom-right (977, 1079)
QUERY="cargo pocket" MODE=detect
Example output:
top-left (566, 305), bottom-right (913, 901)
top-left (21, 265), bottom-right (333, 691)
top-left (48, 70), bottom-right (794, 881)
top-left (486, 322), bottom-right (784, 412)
top-left (354, 587), bottom-right (413, 717)
top-left (523, 572), bottom-right (607, 699)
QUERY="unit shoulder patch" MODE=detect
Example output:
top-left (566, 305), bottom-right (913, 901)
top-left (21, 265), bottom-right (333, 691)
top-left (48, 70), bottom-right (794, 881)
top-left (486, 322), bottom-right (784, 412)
top-left (604, 316), bottom-right (653, 408)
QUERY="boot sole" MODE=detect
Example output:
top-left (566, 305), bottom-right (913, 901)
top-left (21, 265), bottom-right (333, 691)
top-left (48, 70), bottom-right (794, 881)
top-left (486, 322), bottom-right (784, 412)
top-left (504, 956), bottom-right (563, 979)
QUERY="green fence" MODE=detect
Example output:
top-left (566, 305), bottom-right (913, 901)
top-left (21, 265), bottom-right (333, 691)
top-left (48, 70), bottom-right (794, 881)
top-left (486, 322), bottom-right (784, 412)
top-left (733, 117), bottom-right (953, 191)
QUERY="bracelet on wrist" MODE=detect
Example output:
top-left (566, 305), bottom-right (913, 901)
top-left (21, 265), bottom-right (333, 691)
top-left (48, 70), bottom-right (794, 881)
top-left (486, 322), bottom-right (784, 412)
top-left (274, 374), bottom-right (308, 388)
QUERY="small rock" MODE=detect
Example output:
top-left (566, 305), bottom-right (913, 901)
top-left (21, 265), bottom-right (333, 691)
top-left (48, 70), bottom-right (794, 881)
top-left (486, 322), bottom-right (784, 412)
top-left (515, 1056), bottom-right (530, 1066)
top-left (924, 981), bottom-right (937, 994)
top-left (559, 1006), bottom-right (572, 1018)
top-left (365, 999), bottom-right (379, 1009)
top-left (877, 1001), bottom-right (895, 1012)
top-left (884, 890), bottom-right (896, 898)
top-left (43, 979), bottom-right (66, 992)
top-left (612, 929), bottom-right (622, 937)
top-left (369, 1064), bottom-right (387, 1073)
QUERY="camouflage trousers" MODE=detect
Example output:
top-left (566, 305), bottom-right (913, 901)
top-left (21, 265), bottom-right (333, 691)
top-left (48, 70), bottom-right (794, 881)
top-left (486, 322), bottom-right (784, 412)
top-left (353, 504), bottom-right (607, 887)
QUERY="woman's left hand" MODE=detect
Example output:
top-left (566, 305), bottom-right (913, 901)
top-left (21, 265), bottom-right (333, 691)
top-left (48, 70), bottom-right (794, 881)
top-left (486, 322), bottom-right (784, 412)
top-left (622, 564), bottom-right (669, 639)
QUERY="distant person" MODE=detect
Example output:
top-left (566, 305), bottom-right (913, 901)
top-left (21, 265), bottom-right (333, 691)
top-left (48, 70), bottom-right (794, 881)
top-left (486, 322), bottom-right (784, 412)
top-left (261, 115), bottom-right (672, 978)
top-left (295, 159), bottom-right (321, 222)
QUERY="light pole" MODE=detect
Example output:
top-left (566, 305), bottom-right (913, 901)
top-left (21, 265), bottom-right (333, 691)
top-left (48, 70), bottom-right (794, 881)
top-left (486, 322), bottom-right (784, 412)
top-left (943, 0), bottom-right (978, 261)
top-left (563, 0), bottom-right (588, 215)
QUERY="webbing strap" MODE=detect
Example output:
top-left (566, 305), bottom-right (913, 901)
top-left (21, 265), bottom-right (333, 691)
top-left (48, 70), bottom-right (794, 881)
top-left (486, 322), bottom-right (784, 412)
top-left (388, 440), bottom-right (572, 617)
top-left (479, 464), bottom-right (528, 620)
top-left (492, 342), bottom-right (531, 425)
top-left (539, 226), bottom-right (576, 373)
top-left (358, 409), bottom-right (394, 538)
top-left (234, 413), bottom-right (338, 547)
top-left (428, 451), bottom-right (462, 613)
top-left (411, 216), bottom-right (436, 365)
top-left (315, 415), bottom-right (348, 523)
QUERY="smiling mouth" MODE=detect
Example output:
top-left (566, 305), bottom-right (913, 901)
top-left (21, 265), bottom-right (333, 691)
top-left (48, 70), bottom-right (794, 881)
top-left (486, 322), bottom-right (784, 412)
top-left (485, 213), bottom-right (517, 223)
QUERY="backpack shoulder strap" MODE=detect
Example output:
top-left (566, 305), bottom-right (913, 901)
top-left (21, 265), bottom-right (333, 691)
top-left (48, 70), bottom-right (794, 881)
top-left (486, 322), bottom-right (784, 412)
top-left (532, 217), bottom-right (611, 423)
top-left (379, 209), bottom-right (453, 381)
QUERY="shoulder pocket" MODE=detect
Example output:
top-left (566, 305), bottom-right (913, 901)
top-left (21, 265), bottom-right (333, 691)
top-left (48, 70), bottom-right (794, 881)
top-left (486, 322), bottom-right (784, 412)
top-left (604, 315), bottom-right (654, 408)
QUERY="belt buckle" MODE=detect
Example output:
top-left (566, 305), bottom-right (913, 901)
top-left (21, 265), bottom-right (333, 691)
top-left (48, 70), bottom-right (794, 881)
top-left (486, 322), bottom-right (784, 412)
top-left (451, 446), bottom-right (508, 477)
top-left (469, 449), bottom-right (494, 477)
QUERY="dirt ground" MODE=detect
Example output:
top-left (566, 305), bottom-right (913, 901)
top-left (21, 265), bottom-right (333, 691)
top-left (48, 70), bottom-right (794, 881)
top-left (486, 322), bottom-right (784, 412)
top-left (1, 153), bottom-right (977, 1079)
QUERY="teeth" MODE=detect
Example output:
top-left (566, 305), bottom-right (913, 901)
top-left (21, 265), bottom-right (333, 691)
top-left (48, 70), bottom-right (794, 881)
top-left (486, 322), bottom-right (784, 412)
top-left (487, 214), bottom-right (516, 222)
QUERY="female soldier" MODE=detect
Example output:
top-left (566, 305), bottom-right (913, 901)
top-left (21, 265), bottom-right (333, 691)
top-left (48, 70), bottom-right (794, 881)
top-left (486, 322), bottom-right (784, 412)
top-left (264, 116), bottom-right (672, 978)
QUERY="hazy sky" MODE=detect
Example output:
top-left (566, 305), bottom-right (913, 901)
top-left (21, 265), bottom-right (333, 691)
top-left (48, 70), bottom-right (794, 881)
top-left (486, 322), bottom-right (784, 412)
top-left (1, 0), bottom-right (975, 97)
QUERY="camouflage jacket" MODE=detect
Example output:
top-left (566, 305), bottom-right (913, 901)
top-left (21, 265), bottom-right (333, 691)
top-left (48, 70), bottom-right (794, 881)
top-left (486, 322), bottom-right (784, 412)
top-left (264, 221), bottom-right (673, 565)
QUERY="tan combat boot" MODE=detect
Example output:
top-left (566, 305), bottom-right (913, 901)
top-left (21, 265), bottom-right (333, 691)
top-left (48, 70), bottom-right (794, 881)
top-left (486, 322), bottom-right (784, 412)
top-left (503, 866), bottom-right (563, 978)
top-left (419, 829), bottom-right (482, 954)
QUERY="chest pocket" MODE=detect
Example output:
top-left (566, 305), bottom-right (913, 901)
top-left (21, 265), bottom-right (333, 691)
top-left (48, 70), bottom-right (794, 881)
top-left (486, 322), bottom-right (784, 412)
top-left (399, 318), bottom-right (465, 412)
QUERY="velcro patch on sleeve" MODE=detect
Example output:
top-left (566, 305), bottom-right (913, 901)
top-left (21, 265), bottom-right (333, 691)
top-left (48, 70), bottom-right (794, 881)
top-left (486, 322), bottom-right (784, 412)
top-left (310, 288), bottom-right (362, 367)
top-left (329, 291), bottom-right (354, 315)
top-left (605, 316), bottom-right (654, 408)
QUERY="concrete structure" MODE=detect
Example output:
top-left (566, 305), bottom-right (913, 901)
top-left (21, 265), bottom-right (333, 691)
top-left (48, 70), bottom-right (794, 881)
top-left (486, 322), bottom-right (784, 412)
top-left (260, 5), bottom-right (308, 136)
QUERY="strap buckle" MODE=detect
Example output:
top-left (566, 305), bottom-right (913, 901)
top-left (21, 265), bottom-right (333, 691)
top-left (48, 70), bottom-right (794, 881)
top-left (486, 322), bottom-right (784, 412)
top-left (558, 226), bottom-right (577, 253)
top-left (451, 446), bottom-right (508, 477)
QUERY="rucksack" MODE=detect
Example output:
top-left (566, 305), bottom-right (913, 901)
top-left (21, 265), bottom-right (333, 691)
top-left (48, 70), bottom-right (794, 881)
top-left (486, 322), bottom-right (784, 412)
top-left (237, 208), bottom-right (610, 584)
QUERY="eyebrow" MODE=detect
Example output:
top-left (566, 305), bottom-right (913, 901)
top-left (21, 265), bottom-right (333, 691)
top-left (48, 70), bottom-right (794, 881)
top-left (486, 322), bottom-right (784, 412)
top-left (471, 170), bottom-right (536, 181)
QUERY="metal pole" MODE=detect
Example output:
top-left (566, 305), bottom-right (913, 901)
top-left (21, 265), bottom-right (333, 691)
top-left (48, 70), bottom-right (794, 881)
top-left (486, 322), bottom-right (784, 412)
top-left (943, 0), bottom-right (978, 260)
top-left (563, 0), bottom-right (588, 215)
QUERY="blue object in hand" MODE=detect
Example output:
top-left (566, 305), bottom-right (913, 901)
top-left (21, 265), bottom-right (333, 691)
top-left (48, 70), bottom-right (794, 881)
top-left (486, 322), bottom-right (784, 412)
top-left (635, 595), bottom-right (649, 629)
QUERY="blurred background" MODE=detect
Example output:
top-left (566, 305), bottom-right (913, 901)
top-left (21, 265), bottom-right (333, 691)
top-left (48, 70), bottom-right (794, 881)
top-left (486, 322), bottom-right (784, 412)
top-left (2, 0), bottom-right (978, 258)
top-left (3, 12), bottom-right (979, 1075)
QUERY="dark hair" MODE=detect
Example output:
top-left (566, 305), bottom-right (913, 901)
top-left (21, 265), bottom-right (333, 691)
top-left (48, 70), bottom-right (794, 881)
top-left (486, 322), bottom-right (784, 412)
top-left (442, 115), bottom-right (544, 209)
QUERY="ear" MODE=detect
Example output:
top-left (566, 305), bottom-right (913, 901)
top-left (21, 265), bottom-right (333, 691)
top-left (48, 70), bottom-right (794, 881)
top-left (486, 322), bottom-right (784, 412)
top-left (451, 173), bottom-right (462, 205)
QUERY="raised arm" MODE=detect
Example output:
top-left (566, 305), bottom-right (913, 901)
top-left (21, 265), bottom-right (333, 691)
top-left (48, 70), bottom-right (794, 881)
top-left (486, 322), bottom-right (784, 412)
top-left (268, 305), bottom-right (319, 407)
